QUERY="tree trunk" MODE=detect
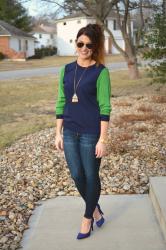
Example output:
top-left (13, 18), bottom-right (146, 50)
top-left (93, 14), bottom-right (140, 80)
top-left (124, 38), bottom-right (140, 80)
top-left (125, 57), bottom-right (140, 79)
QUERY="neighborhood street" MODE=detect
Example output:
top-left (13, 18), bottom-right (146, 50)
top-left (0, 62), bottom-right (127, 80)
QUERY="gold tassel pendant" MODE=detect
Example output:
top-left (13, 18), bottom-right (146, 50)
top-left (72, 93), bottom-right (78, 102)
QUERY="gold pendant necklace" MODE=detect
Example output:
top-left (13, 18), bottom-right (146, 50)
top-left (72, 61), bottom-right (90, 103)
top-left (72, 93), bottom-right (78, 102)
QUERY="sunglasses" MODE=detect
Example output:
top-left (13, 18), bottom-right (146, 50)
top-left (76, 42), bottom-right (93, 49)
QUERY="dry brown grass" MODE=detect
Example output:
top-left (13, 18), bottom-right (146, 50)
top-left (116, 132), bottom-right (134, 141)
top-left (114, 101), bottom-right (132, 107)
top-left (107, 134), bottom-right (133, 154)
top-left (0, 75), bottom-right (57, 150)
top-left (113, 113), bottom-right (163, 127)
top-left (106, 122), bottom-right (155, 155)
top-left (137, 105), bottom-right (153, 112)
top-left (151, 95), bottom-right (166, 103)
top-left (0, 56), bottom-right (76, 71)
top-left (111, 70), bottom-right (166, 97)
top-left (131, 126), bottom-right (149, 133)
top-left (0, 54), bottom-right (124, 71)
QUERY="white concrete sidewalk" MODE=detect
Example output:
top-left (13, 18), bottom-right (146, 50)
top-left (20, 185), bottom-right (166, 250)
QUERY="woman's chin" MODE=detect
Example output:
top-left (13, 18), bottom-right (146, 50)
top-left (79, 54), bottom-right (91, 60)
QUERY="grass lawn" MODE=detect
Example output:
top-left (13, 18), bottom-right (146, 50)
top-left (0, 69), bottom-right (165, 151)
top-left (0, 54), bottom-right (124, 71)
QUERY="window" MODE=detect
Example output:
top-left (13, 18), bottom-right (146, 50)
top-left (63, 22), bottom-right (66, 25)
top-left (25, 40), bottom-right (28, 51)
top-left (19, 40), bottom-right (21, 51)
top-left (105, 19), bottom-right (108, 28)
top-left (39, 34), bottom-right (42, 38)
top-left (113, 20), bottom-right (116, 30)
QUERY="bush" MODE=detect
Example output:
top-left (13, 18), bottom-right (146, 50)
top-left (143, 13), bottom-right (166, 84)
top-left (28, 46), bottom-right (57, 59)
top-left (0, 52), bottom-right (5, 60)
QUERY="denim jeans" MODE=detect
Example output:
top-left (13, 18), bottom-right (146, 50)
top-left (63, 127), bottom-right (102, 219)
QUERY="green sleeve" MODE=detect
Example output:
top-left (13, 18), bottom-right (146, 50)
top-left (55, 66), bottom-right (66, 119)
top-left (96, 67), bottom-right (111, 121)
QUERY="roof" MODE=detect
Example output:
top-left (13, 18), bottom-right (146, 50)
top-left (55, 10), bottom-right (124, 22)
top-left (32, 26), bottom-right (50, 34)
top-left (0, 20), bottom-right (35, 39)
top-left (31, 23), bottom-right (57, 34)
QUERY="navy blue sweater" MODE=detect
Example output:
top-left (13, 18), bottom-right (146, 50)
top-left (55, 60), bottom-right (111, 134)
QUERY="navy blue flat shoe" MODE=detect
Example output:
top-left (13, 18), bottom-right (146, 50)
top-left (77, 217), bottom-right (94, 240)
top-left (95, 204), bottom-right (105, 227)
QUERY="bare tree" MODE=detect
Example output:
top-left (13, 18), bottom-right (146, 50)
top-left (133, 0), bottom-right (160, 49)
top-left (63, 0), bottom-right (140, 79)
top-left (23, 0), bottom-right (160, 79)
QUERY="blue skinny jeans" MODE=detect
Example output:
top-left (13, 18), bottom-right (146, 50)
top-left (63, 127), bottom-right (102, 219)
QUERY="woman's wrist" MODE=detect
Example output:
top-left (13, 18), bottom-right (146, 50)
top-left (56, 130), bottom-right (62, 136)
top-left (98, 138), bottom-right (108, 144)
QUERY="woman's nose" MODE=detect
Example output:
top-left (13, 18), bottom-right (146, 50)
top-left (81, 45), bottom-right (88, 50)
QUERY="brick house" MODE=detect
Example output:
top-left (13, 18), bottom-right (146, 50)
top-left (0, 20), bottom-right (35, 60)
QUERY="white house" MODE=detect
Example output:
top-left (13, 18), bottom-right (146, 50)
top-left (0, 20), bottom-right (35, 60)
top-left (55, 12), bottom-right (134, 56)
top-left (31, 23), bottom-right (57, 49)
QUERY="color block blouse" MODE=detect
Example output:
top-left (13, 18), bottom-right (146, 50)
top-left (55, 60), bottom-right (111, 134)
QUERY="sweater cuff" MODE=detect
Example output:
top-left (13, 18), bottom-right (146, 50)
top-left (100, 115), bottom-right (110, 121)
top-left (56, 114), bottom-right (64, 119)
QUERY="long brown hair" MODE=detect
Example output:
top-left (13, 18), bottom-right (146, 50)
top-left (75, 23), bottom-right (105, 66)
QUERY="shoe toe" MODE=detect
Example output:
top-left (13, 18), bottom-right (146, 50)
top-left (77, 232), bottom-right (90, 239)
top-left (96, 216), bottom-right (105, 227)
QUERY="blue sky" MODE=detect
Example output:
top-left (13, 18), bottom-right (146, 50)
top-left (22, 0), bottom-right (38, 16)
top-left (22, 0), bottom-right (64, 18)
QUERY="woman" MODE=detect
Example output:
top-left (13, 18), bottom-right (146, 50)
top-left (55, 23), bottom-right (111, 240)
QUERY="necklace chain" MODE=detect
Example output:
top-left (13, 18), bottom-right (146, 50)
top-left (72, 60), bottom-right (93, 102)
top-left (73, 63), bottom-right (88, 94)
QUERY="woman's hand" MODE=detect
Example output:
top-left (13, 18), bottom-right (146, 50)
top-left (55, 134), bottom-right (64, 151)
top-left (95, 141), bottom-right (107, 158)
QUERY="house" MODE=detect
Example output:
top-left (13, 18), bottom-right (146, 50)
top-left (31, 23), bottom-right (57, 49)
top-left (55, 12), bottom-right (134, 56)
top-left (0, 20), bottom-right (35, 60)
